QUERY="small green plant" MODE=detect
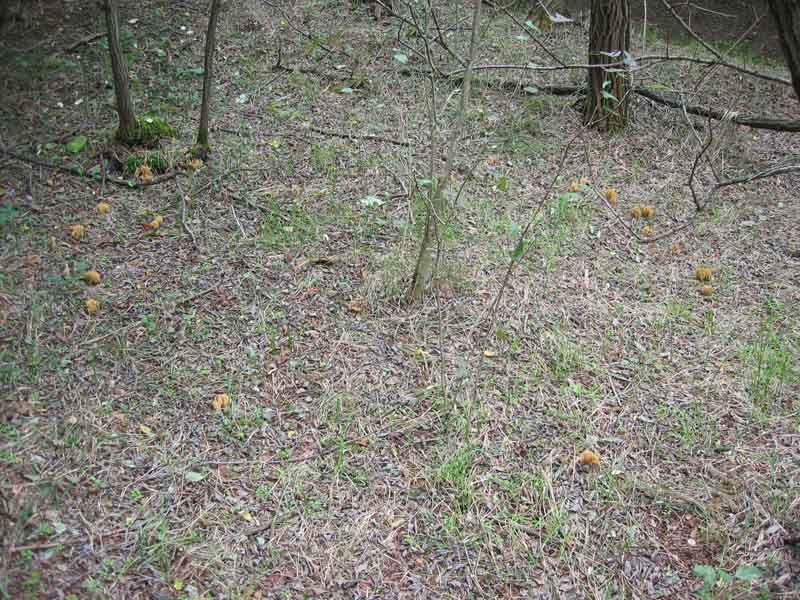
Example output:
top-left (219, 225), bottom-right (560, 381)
top-left (0, 203), bottom-right (19, 227)
top-left (126, 152), bottom-right (168, 174)
top-left (742, 308), bottom-right (796, 409)
top-left (692, 563), bottom-right (763, 598)
top-left (310, 143), bottom-right (340, 178)
top-left (259, 201), bottom-right (317, 249)
top-left (437, 444), bottom-right (478, 513)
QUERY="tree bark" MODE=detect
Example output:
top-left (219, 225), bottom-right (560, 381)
top-left (103, 0), bottom-right (137, 143)
top-left (0, 1), bottom-right (9, 32)
top-left (196, 0), bottom-right (222, 156)
top-left (583, 0), bottom-right (630, 130)
top-left (768, 0), bottom-right (800, 104)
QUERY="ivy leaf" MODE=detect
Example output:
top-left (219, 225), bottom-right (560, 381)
top-left (185, 471), bottom-right (206, 482)
top-left (692, 565), bottom-right (718, 586)
top-left (65, 135), bottom-right (88, 154)
top-left (734, 565), bottom-right (762, 581)
top-left (601, 91), bottom-right (619, 103)
top-left (524, 20), bottom-right (541, 33)
top-left (359, 195), bottom-right (384, 207)
top-left (511, 239), bottom-right (526, 261)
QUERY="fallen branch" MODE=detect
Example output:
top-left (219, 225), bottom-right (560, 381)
top-left (63, 31), bottom-right (107, 53)
top-left (447, 53), bottom-right (791, 86)
top-left (700, 164), bottom-right (800, 207)
top-left (175, 177), bottom-right (198, 248)
top-left (448, 73), bottom-right (800, 132)
top-left (5, 528), bottom-right (127, 554)
top-left (635, 87), bottom-right (800, 132)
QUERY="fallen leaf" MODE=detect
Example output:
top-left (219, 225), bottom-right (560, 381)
top-left (138, 424), bottom-right (153, 435)
top-left (96, 201), bottom-right (111, 214)
top-left (135, 164), bottom-right (154, 184)
top-left (84, 270), bottom-right (102, 285)
top-left (144, 215), bottom-right (164, 230)
top-left (605, 188), bottom-right (619, 205)
top-left (347, 300), bottom-right (364, 313)
top-left (568, 180), bottom-right (580, 193)
top-left (212, 393), bottom-right (231, 411)
top-left (700, 285), bottom-right (713, 297)
top-left (695, 266), bottom-right (713, 282)
top-left (70, 224), bottom-right (86, 240)
top-left (187, 158), bottom-right (204, 171)
top-left (85, 298), bottom-right (100, 314)
top-left (579, 449), bottom-right (600, 466)
top-left (483, 349), bottom-right (497, 358)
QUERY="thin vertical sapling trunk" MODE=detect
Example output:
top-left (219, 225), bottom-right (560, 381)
top-left (583, 0), bottom-right (630, 130)
top-left (408, 0), bottom-right (483, 303)
top-left (103, 0), bottom-right (138, 143)
top-left (196, 0), bottom-right (222, 157)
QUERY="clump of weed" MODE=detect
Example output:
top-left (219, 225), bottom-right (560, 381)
top-left (125, 152), bottom-right (169, 174)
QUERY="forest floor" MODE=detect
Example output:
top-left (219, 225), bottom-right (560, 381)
top-left (1, 1), bottom-right (799, 598)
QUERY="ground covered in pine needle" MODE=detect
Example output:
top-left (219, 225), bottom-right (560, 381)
top-left (1, 1), bottom-right (798, 598)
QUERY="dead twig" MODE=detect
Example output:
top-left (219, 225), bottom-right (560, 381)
top-left (63, 31), bottom-right (106, 53)
top-left (175, 177), bottom-right (198, 249)
top-left (308, 125), bottom-right (411, 147)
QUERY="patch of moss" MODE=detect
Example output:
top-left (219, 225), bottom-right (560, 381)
top-left (116, 115), bottom-right (176, 147)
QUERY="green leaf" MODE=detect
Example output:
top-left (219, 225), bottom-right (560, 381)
top-left (734, 565), bottom-right (762, 581)
top-left (523, 85), bottom-right (539, 94)
top-left (514, 34), bottom-right (530, 41)
top-left (497, 175), bottom-right (509, 192)
top-left (393, 52), bottom-right (408, 65)
top-left (359, 195), bottom-right (384, 208)
top-left (718, 570), bottom-right (733, 584)
top-left (511, 239), bottom-right (526, 261)
top-left (524, 20), bottom-right (541, 33)
top-left (340, 87), bottom-right (354, 94)
top-left (692, 565), bottom-right (718, 586)
top-left (601, 91), bottom-right (619, 103)
top-left (65, 135), bottom-right (88, 154)
top-left (185, 471), bottom-right (206, 482)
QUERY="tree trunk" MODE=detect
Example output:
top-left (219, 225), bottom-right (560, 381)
top-left (583, 0), bottom-right (630, 131)
top-left (196, 0), bottom-right (222, 157)
top-left (0, 1), bottom-right (9, 32)
top-left (103, 0), bottom-right (137, 143)
top-left (768, 0), bottom-right (800, 104)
